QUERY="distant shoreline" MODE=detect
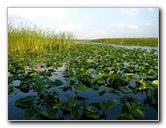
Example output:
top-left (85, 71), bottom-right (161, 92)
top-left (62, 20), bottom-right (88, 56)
top-left (75, 37), bottom-right (158, 47)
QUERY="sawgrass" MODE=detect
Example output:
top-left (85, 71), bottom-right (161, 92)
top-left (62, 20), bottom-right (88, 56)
top-left (8, 22), bottom-right (74, 56)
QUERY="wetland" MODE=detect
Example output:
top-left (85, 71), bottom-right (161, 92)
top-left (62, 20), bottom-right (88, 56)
top-left (8, 23), bottom-right (159, 120)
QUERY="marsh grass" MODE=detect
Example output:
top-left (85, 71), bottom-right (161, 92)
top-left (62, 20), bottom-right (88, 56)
top-left (8, 22), bottom-right (74, 56)
top-left (90, 38), bottom-right (158, 47)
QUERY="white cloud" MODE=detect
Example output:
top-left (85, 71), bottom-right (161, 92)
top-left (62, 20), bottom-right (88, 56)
top-left (142, 22), bottom-right (152, 26)
top-left (112, 23), bottom-right (140, 30)
top-left (112, 23), bottom-right (124, 27)
top-left (127, 25), bottom-right (139, 29)
top-left (8, 8), bottom-right (68, 20)
top-left (119, 8), bottom-right (141, 15)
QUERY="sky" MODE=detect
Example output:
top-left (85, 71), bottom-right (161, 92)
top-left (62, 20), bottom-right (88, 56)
top-left (8, 8), bottom-right (159, 39)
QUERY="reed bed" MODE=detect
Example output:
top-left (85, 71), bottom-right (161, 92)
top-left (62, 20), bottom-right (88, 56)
top-left (8, 22), bottom-right (74, 56)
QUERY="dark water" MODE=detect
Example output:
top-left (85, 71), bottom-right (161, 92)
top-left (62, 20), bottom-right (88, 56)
top-left (8, 43), bottom-right (158, 120)
top-left (8, 90), bottom-right (37, 120)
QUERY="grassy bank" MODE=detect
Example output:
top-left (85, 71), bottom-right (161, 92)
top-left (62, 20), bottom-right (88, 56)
top-left (87, 38), bottom-right (158, 47)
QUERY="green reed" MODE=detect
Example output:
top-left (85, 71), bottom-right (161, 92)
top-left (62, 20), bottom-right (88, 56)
top-left (8, 22), bottom-right (74, 56)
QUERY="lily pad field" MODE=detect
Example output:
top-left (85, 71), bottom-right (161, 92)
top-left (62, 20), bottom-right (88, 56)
top-left (8, 23), bottom-right (159, 121)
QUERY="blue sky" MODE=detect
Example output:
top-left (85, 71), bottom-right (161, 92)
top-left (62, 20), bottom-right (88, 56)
top-left (8, 8), bottom-right (159, 39)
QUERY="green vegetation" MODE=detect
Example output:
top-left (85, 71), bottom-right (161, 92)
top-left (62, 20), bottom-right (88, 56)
top-left (87, 38), bottom-right (158, 47)
top-left (8, 23), bottom-right (158, 120)
top-left (8, 22), bottom-right (74, 56)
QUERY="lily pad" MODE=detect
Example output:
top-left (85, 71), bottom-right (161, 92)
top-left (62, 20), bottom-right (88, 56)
top-left (117, 86), bottom-right (132, 94)
top-left (69, 105), bottom-right (80, 119)
top-left (47, 79), bottom-right (55, 86)
top-left (105, 87), bottom-right (116, 92)
top-left (20, 84), bottom-right (29, 93)
top-left (118, 113), bottom-right (134, 120)
top-left (89, 102), bottom-right (102, 110)
top-left (83, 105), bottom-right (100, 119)
top-left (100, 100), bottom-right (115, 112)
top-left (39, 71), bottom-right (52, 76)
top-left (15, 96), bottom-right (36, 108)
top-left (74, 84), bottom-right (89, 91)
top-left (45, 71), bottom-right (52, 76)
top-left (152, 80), bottom-right (158, 87)
top-left (70, 79), bottom-right (76, 85)
top-left (86, 105), bottom-right (98, 113)
top-left (24, 108), bottom-right (40, 120)
top-left (125, 102), bottom-right (145, 118)
top-left (37, 108), bottom-right (59, 119)
top-left (39, 71), bottom-right (45, 76)
top-left (68, 99), bottom-right (77, 107)
top-left (54, 79), bottom-right (63, 86)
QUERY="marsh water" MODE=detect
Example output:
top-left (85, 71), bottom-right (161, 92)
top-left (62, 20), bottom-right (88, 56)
top-left (8, 43), bottom-right (158, 120)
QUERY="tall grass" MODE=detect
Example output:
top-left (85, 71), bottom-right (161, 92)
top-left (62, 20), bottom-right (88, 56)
top-left (90, 38), bottom-right (158, 47)
top-left (8, 22), bottom-right (74, 56)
